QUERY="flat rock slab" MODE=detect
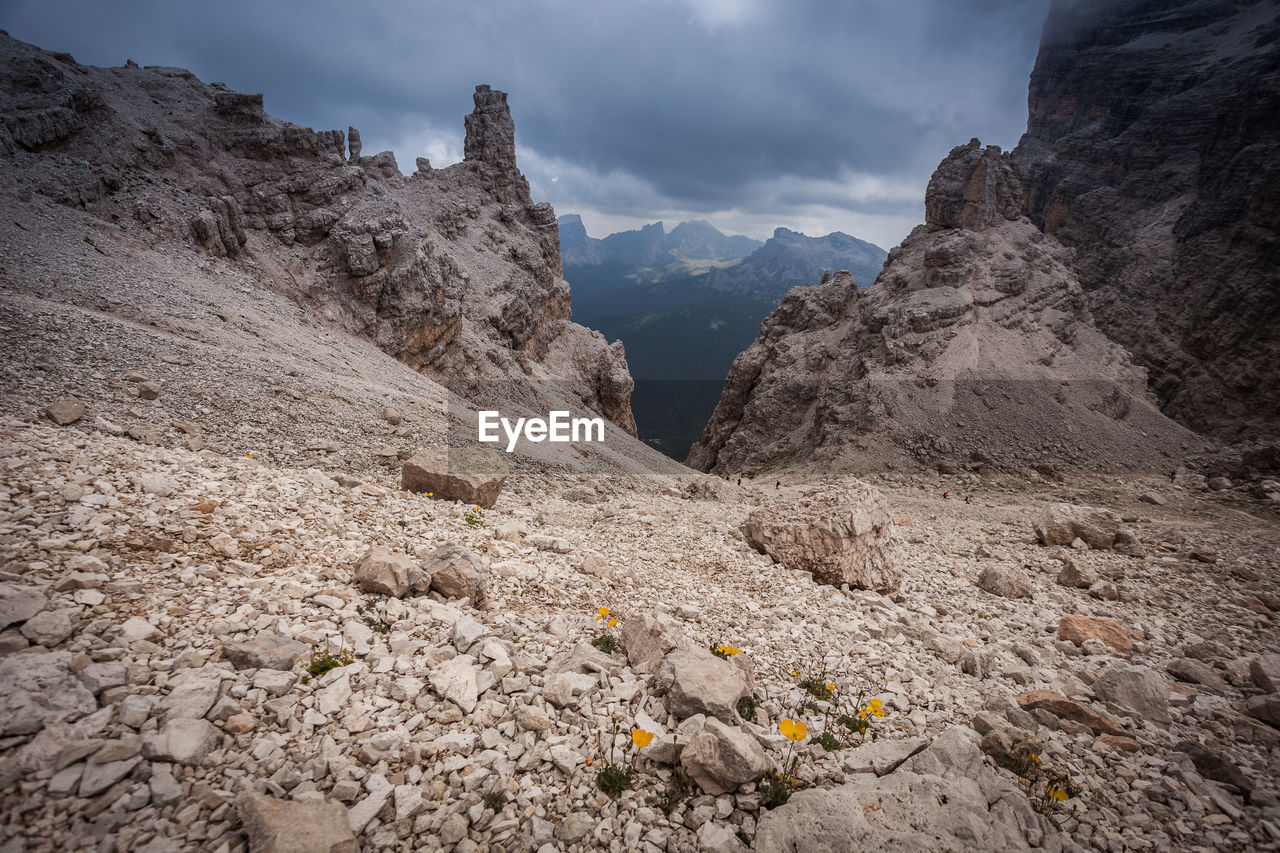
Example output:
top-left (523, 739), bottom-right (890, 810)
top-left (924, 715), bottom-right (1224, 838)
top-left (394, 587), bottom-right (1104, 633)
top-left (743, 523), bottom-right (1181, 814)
top-left (236, 791), bottom-right (357, 853)
top-left (224, 634), bottom-right (309, 671)
top-left (401, 447), bottom-right (507, 508)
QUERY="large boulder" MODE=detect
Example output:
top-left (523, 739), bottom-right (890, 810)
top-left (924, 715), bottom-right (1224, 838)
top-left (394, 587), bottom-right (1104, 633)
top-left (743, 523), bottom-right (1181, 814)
top-left (740, 482), bottom-right (899, 592)
top-left (401, 447), bottom-right (507, 508)
top-left (1033, 503), bottom-right (1121, 549)
top-left (679, 717), bottom-right (772, 795)
top-left (235, 792), bottom-right (357, 853)
top-left (0, 651), bottom-right (97, 736)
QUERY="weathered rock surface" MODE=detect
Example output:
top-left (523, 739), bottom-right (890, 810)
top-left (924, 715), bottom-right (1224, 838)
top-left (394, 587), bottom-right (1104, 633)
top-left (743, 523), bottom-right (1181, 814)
top-left (656, 649), bottom-right (750, 722)
top-left (977, 565), bottom-right (1033, 599)
top-left (223, 634), bottom-right (309, 672)
top-left (401, 447), bottom-right (507, 508)
top-left (236, 791), bottom-right (357, 853)
top-left (0, 651), bottom-right (97, 736)
top-left (353, 548), bottom-right (423, 598)
top-left (690, 140), bottom-right (1198, 477)
top-left (679, 717), bottom-right (772, 795)
top-left (1093, 664), bottom-right (1171, 726)
top-left (756, 728), bottom-right (1044, 852)
top-left (1057, 614), bottom-right (1133, 656)
top-left (740, 482), bottom-right (899, 592)
top-left (423, 542), bottom-right (488, 603)
top-left (0, 34), bottom-right (639, 442)
top-left (1014, 0), bottom-right (1280, 440)
top-left (1034, 503), bottom-right (1122, 549)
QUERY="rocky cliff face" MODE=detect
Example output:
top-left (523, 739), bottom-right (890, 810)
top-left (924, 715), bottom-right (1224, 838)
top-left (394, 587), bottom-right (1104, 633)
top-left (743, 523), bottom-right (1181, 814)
top-left (689, 141), bottom-right (1202, 476)
top-left (1013, 0), bottom-right (1280, 440)
top-left (0, 34), bottom-right (634, 434)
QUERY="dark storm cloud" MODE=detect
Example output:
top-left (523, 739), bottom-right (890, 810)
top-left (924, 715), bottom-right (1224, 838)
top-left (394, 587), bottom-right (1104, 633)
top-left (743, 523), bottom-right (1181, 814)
top-left (0, 0), bottom-right (1051, 247)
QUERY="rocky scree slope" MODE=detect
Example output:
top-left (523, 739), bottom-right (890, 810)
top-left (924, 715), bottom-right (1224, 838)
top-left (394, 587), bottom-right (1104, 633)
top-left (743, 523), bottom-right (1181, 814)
top-left (689, 141), bottom-right (1202, 477)
top-left (2, 416), bottom-right (1280, 851)
top-left (0, 33), bottom-right (636, 435)
top-left (1013, 0), bottom-right (1280, 440)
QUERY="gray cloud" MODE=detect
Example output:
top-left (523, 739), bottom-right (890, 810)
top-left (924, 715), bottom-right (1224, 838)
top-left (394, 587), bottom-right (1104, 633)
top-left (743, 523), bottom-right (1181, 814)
top-left (0, 0), bottom-right (1051, 248)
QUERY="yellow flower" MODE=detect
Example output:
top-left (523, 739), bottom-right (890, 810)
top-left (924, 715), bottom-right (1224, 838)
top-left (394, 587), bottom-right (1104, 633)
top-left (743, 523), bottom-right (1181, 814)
top-left (607, 617), bottom-right (618, 627)
top-left (586, 754), bottom-right (594, 766)
top-left (717, 645), bottom-right (743, 656)
top-left (473, 505), bottom-right (482, 512)
top-left (859, 709), bottom-right (868, 719)
top-left (867, 698), bottom-right (885, 717)
top-left (779, 719), bottom-right (808, 742)
top-left (426, 492), bottom-right (433, 497)
top-left (595, 607), bottom-right (610, 622)
top-left (1030, 753), bottom-right (1041, 765)
top-left (1048, 785), bottom-right (1068, 802)
top-left (790, 669), bottom-right (798, 677)
top-left (245, 454), bottom-right (253, 459)
top-left (631, 728), bottom-right (654, 748)
top-left (826, 683), bottom-right (836, 692)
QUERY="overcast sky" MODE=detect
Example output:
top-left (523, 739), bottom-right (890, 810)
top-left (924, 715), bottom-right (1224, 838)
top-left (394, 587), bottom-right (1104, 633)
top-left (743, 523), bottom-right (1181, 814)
top-left (1, 0), bottom-right (1052, 250)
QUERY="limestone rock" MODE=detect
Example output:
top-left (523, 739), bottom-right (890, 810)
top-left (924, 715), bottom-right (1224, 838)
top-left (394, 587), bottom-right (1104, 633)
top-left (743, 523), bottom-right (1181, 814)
top-left (621, 610), bottom-right (696, 670)
top-left (740, 482), bottom-right (899, 592)
top-left (353, 548), bottom-right (423, 598)
top-left (756, 727), bottom-right (1042, 852)
top-left (400, 447), bottom-right (507, 509)
top-left (1055, 556), bottom-right (1097, 589)
top-left (142, 718), bottom-right (222, 765)
top-left (429, 654), bottom-right (479, 714)
top-left (679, 717), bottom-right (772, 795)
top-left (223, 634), bottom-right (309, 671)
top-left (1057, 614), bottom-right (1132, 656)
top-left (1016, 689), bottom-right (1125, 736)
top-left (0, 583), bottom-right (47, 630)
top-left (656, 649), bottom-right (750, 723)
top-left (236, 791), bottom-right (357, 853)
top-left (44, 397), bottom-right (86, 425)
top-left (976, 565), bottom-right (1032, 599)
top-left (0, 651), bottom-right (97, 736)
top-left (1033, 503), bottom-right (1121, 549)
top-left (424, 543), bottom-right (488, 603)
top-left (1250, 654), bottom-right (1280, 693)
top-left (688, 135), bottom-right (1193, 478)
top-left (1092, 664), bottom-right (1171, 726)
top-left (1015, 1), bottom-right (1280, 438)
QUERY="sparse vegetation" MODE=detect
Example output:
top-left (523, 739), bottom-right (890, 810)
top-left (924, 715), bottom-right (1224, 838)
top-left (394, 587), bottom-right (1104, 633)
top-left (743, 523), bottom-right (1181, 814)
top-left (305, 645), bottom-right (354, 679)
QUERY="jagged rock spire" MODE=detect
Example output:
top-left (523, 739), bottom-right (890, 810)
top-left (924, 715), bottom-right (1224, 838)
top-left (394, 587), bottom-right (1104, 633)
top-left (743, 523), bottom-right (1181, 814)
top-left (462, 84), bottom-right (530, 204)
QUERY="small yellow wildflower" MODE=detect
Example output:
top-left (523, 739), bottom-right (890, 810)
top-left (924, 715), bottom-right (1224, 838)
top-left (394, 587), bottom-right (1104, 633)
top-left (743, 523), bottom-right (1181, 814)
top-left (595, 607), bottom-right (610, 622)
top-left (1048, 785), bottom-right (1068, 802)
top-left (631, 728), bottom-right (654, 748)
top-left (473, 505), bottom-right (482, 512)
top-left (1030, 753), bottom-right (1041, 765)
top-left (716, 645), bottom-right (743, 656)
top-left (779, 719), bottom-right (808, 742)
top-left (607, 617), bottom-right (618, 628)
top-left (790, 669), bottom-right (798, 676)
top-left (585, 754), bottom-right (594, 766)
top-left (867, 697), bottom-right (885, 717)
top-left (826, 683), bottom-right (836, 692)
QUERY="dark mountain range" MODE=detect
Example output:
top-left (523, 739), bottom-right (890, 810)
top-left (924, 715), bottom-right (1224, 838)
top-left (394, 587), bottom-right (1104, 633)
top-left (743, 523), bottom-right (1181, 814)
top-left (561, 219), bottom-right (887, 459)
